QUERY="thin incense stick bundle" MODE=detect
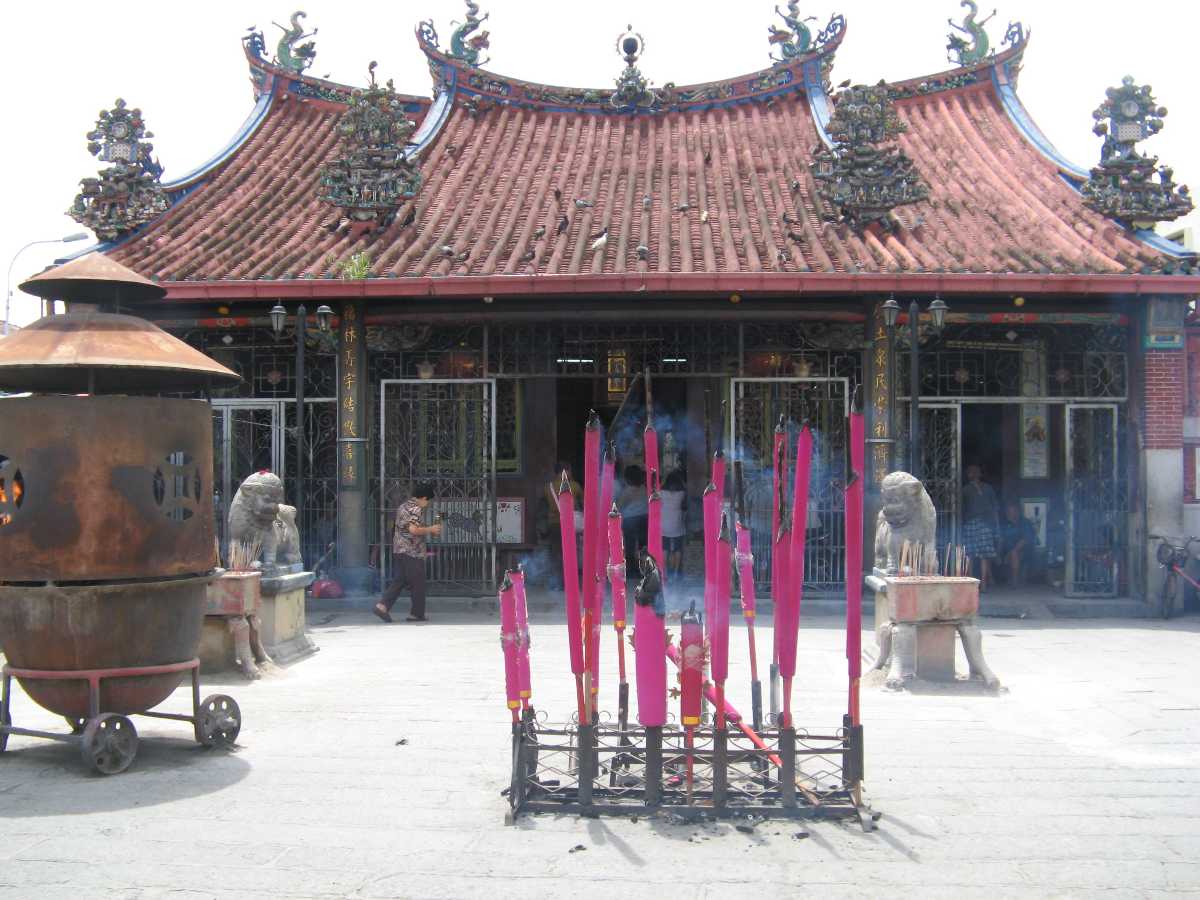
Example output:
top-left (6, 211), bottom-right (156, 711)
top-left (779, 424), bottom-right (813, 729)
top-left (556, 474), bottom-right (587, 723)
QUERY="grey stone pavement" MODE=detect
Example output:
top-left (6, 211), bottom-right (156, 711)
top-left (1, 607), bottom-right (1199, 899)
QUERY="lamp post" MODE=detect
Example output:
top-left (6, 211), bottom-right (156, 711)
top-left (5, 233), bottom-right (89, 335)
top-left (882, 296), bottom-right (948, 480)
top-left (271, 302), bottom-right (333, 553)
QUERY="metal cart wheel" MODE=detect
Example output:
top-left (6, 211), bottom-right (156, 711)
top-left (81, 714), bottom-right (138, 775)
top-left (196, 694), bottom-right (241, 748)
top-left (64, 716), bottom-right (87, 735)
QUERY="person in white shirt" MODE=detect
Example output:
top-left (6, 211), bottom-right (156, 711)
top-left (659, 470), bottom-right (687, 578)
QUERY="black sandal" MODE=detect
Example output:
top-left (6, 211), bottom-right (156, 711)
top-left (406, 614), bottom-right (428, 623)
top-left (373, 604), bottom-right (393, 623)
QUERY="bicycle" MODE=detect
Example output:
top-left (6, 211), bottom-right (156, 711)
top-left (1150, 534), bottom-right (1200, 619)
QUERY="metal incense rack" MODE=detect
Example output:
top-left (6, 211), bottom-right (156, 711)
top-left (505, 712), bottom-right (872, 828)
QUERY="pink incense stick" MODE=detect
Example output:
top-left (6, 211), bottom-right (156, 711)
top-left (607, 505), bottom-right (628, 662)
top-left (556, 475), bottom-right (587, 723)
top-left (780, 424), bottom-right (813, 729)
top-left (499, 574), bottom-right (521, 722)
top-left (846, 406), bottom-right (865, 726)
top-left (633, 554), bottom-right (667, 727)
top-left (647, 469), bottom-right (664, 581)
top-left (511, 567), bottom-right (532, 711)
top-left (734, 519), bottom-right (758, 679)
top-left (770, 420), bottom-right (785, 673)
top-left (582, 412), bottom-right (603, 715)
top-left (712, 514), bottom-right (733, 729)
top-left (702, 476), bottom-right (721, 639)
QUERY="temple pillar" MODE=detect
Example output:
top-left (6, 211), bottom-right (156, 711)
top-left (335, 300), bottom-right (372, 591)
top-left (1140, 296), bottom-right (1187, 603)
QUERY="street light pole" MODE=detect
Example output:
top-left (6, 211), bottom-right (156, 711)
top-left (909, 300), bottom-right (921, 479)
top-left (5, 233), bottom-right (89, 335)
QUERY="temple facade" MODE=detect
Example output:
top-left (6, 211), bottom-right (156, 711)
top-left (55, 6), bottom-right (1199, 609)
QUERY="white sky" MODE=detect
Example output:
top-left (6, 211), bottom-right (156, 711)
top-left (3, 0), bottom-right (1197, 327)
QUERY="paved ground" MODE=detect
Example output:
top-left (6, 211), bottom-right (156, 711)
top-left (1, 608), bottom-right (1199, 899)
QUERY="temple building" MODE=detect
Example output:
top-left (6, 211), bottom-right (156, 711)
top-left (48, 5), bottom-right (1199, 609)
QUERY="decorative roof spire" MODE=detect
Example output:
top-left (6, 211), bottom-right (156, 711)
top-left (768, 3), bottom-right (814, 59)
top-left (318, 63), bottom-right (422, 226)
top-left (810, 81), bottom-right (930, 232)
top-left (448, 1), bottom-right (490, 67)
top-left (610, 26), bottom-right (660, 111)
top-left (273, 11), bottom-right (317, 74)
top-left (1081, 76), bottom-right (1193, 227)
top-left (946, 1), bottom-right (995, 67)
top-left (68, 99), bottom-right (168, 242)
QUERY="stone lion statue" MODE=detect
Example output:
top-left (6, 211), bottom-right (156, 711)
top-left (873, 471), bottom-right (936, 574)
top-left (228, 472), bottom-right (302, 570)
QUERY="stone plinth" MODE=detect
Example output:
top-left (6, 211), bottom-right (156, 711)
top-left (259, 570), bottom-right (318, 664)
top-left (867, 572), bottom-right (999, 691)
top-left (201, 570), bottom-right (274, 680)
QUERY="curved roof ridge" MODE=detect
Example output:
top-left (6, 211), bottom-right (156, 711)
top-left (416, 17), bottom-right (846, 114)
top-left (243, 40), bottom-right (429, 107)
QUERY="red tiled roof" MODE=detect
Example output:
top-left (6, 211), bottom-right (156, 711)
top-left (107, 32), bottom-right (1177, 291)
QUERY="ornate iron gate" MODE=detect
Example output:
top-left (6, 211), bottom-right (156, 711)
top-left (1066, 404), bottom-right (1121, 597)
top-left (211, 398), bottom-right (337, 567)
top-left (896, 403), bottom-right (961, 555)
top-left (730, 378), bottom-right (849, 593)
top-left (380, 379), bottom-right (496, 592)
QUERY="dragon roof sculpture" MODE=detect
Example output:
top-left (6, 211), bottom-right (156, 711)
top-left (274, 11), bottom-right (317, 74)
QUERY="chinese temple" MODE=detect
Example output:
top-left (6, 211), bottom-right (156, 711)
top-left (47, 3), bottom-right (1199, 609)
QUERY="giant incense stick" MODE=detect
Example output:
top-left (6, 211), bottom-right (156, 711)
top-left (846, 401), bottom-right (865, 727)
top-left (712, 513), bottom-right (733, 730)
top-left (733, 460), bottom-right (763, 730)
top-left (679, 601), bottom-right (704, 801)
top-left (607, 503), bottom-right (630, 728)
top-left (556, 474), bottom-right (587, 723)
top-left (599, 442), bottom-right (619, 719)
top-left (582, 411), bottom-right (603, 720)
top-left (633, 553), bottom-right (667, 727)
top-left (499, 572), bottom-right (521, 723)
top-left (511, 566), bottom-right (533, 712)
top-left (770, 418), bottom-right (787, 723)
top-left (780, 424), bottom-right (813, 729)
top-left (702, 390), bottom-right (719, 635)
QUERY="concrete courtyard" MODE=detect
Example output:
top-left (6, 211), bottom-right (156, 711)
top-left (1, 608), bottom-right (1198, 899)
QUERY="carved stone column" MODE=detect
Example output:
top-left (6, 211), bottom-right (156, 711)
top-left (336, 300), bottom-right (372, 591)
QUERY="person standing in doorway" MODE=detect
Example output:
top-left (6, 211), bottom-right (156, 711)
top-left (375, 482), bottom-right (441, 623)
top-left (962, 464), bottom-right (999, 592)
top-left (659, 469), bottom-right (687, 579)
top-left (618, 464), bottom-right (649, 570)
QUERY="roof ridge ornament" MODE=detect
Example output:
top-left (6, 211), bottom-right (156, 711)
top-left (318, 63), bottom-right (422, 231)
top-left (273, 11), bottom-right (317, 74)
top-left (810, 81), bottom-right (930, 233)
top-left (768, 8), bottom-right (846, 63)
top-left (946, 1), bottom-right (995, 67)
top-left (68, 99), bottom-right (169, 242)
top-left (449, 1), bottom-right (490, 67)
top-left (1081, 76), bottom-right (1193, 228)
top-left (611, 26), bottom-right (661, 112)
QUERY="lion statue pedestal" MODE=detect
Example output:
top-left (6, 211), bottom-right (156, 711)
top-left (207, 472), bottom-right (319, 669)
top-left (867, 471), bottom-right (1000, 692)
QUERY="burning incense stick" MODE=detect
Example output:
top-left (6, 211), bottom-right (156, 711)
top-left (769, 416), bottom-right (786, 723)
top-left (556, 473), bottom-right (587, 724)
top-left (512, 567), bottom-right (533, 712)
top-left (733, 460), bottom-right (762, 729)
top-left (582, 411), bottom-right (603, 719)
top-left (780, 423), bottom-right (813, 730)
top-left (607, 503), bottom-right (630, 728)
top-left (633, 553), bottom-right (667, 727)
top-left (679, 601), bottom-right (704, 801)
top-left (647, 469), bottom-right (664, 584)
top-left (846, 403), bottom-right (865, 726)
top-left (713, 513), bottom-right (733, 730)
top-left (499, 572), bottom-right (521, 723)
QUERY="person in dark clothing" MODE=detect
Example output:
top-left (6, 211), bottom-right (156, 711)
top-left (961, 463), bottom-right (999, 591)
top-left (375, 481), bottom-right (441, 623)
top-left (617, 464), bottom-right (648, 570)
top-left (999, 501), bottom-right (1037, 586)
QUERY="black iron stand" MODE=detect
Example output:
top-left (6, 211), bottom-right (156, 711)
top-left (505, 714), bottom-right (875, 829)
top-left (0, 659), bottom-right (242, 775)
